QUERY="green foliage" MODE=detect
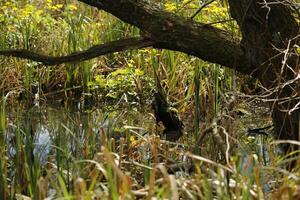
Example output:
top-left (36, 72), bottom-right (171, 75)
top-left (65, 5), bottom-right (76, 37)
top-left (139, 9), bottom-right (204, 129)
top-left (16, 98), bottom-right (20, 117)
top-left (87, 66), bottom-right (154, 101)
top-left (0, 0), bottom-right (236, 103)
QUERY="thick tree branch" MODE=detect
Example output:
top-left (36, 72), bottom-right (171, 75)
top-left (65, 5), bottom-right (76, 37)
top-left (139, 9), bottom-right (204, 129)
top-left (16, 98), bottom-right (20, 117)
top-left (78, 0), bottom-right (251, 74)
top-left (0, 37), bottom-right (153, 65)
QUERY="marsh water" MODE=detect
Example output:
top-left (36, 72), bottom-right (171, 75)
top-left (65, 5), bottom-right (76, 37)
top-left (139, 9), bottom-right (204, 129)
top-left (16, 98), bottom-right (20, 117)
top-left (3, 97), bottom-right (274, 165)
top-left (0, 96), bottom-right (279, 198)
top-left (3, 99), bottom-right (153, 168)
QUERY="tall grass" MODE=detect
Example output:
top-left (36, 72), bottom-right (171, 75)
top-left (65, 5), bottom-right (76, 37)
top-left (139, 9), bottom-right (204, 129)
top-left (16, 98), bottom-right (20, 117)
top-left (0, 0), bottom-right (298, 199)
top-left (0, 100), bottom-right (298, 199)
top-left (193, 63), bottom-right (201, 154)
top-left (0, 96), bottom-right (7, 199)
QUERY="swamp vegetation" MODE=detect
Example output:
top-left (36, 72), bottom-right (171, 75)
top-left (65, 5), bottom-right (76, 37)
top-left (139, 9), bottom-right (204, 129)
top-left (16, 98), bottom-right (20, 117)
top-left (0, 0), bottom-right (299, 199)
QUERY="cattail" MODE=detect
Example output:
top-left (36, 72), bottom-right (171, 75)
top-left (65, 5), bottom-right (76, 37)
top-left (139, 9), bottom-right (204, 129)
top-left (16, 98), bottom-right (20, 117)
top-left (74, 177), bottom-right (86, 200)
top-left (38, 176), bottom-right (48, 200)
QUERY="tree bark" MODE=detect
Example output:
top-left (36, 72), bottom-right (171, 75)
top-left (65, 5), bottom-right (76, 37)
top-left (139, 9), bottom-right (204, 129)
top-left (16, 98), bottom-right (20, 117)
top-left (78, 0), bottom-right (250, 74)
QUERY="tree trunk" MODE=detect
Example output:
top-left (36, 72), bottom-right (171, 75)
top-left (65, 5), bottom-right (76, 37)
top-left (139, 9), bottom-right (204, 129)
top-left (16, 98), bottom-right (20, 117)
top-left (228, 0), bottom-right (299, 153)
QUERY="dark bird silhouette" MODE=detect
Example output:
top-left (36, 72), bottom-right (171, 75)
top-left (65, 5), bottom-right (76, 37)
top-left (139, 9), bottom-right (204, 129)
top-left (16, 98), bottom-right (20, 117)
top-left (245, 125), bottom-right (273, 137)
top-left (151, 67), bottom-right (184, 141)
top-left (152, 91), bottom-right (184, 141)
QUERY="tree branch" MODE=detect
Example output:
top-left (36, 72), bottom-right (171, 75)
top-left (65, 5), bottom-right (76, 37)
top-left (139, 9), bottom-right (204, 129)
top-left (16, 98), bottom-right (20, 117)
top-left (0, 37), bottom-right (153, 65)
top-left (78, 0), bottom-right (251, 74)
top-left (1, 0), bottom-right (251, 74)
top-left (191, 0), bottom-right (216, 19)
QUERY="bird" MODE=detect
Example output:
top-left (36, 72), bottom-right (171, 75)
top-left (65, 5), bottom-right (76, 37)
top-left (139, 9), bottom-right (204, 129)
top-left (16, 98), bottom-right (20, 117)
top-left (152, 91), bottom-right (184, 142)
top-left (245, 125), bottom-right (273, 137)
top-left (151, 67), bottom-right (184, 141)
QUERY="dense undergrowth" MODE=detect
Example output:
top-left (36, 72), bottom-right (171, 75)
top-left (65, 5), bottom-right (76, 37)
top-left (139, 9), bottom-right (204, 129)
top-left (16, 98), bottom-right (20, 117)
top-left (0, 0), bottom-right (299, 199)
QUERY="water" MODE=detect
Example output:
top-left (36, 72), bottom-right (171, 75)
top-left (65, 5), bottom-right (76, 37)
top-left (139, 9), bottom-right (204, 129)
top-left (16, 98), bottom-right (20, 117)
top-left (4, 101), bottom-right (153, 166)
top-left (1, 99), bottom-right (280, 197)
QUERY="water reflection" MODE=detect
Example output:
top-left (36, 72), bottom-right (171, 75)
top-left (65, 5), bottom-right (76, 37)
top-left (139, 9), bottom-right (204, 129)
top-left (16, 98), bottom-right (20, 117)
top-left (5, 102), bottom-right (152, 165)
top-left (33, 126), bottom-right (51, 164)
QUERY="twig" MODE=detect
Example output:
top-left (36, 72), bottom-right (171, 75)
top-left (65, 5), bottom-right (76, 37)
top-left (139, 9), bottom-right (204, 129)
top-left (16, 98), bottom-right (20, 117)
top-left (186, 152), bottom-right (233, 172)
top-left (191, 0), bottom-right (216, 19)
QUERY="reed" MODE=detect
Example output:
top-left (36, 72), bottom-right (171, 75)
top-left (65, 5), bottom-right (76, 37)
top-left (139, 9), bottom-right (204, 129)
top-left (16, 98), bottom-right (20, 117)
top-left (0, 0), bottom-right (299, 199)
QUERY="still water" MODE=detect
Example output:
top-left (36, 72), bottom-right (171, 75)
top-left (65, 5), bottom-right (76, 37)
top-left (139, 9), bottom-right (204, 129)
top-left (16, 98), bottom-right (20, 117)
top-left (4, 100), bottom-right (153, 165)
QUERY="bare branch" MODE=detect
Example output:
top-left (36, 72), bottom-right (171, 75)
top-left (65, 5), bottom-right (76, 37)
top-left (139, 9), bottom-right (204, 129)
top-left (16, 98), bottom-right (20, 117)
top-left (191, 0), bottom-right (216, 19)
top-left (0, 37), bottom-right (153, 65)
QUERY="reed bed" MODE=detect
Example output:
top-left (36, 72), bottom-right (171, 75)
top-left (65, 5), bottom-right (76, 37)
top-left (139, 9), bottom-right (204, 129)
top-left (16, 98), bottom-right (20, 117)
top-left (0, 0), bottom-right (299, 199)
